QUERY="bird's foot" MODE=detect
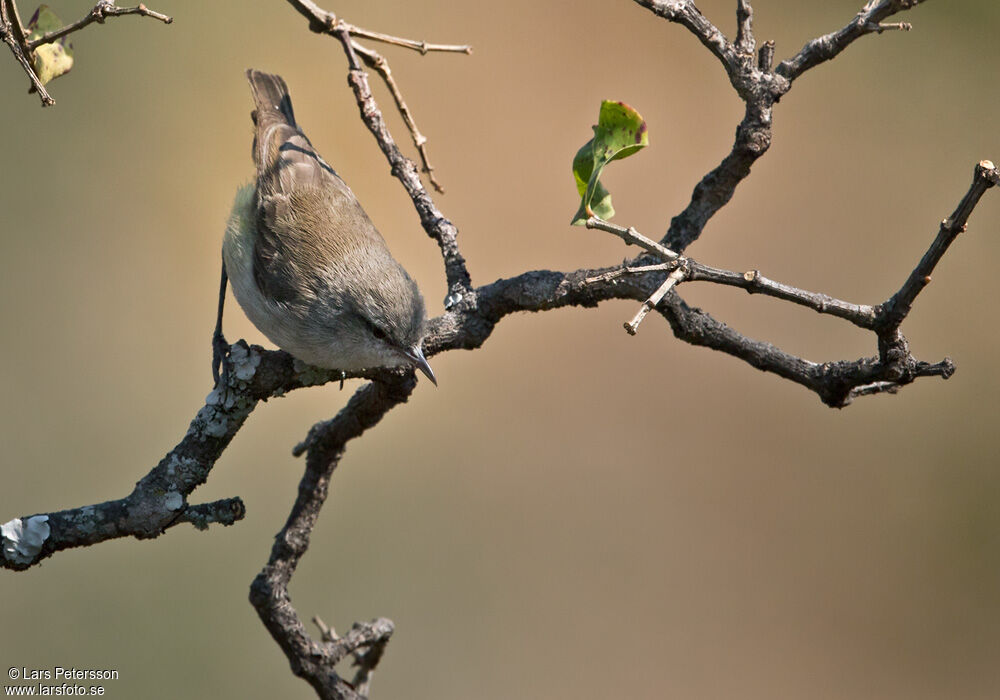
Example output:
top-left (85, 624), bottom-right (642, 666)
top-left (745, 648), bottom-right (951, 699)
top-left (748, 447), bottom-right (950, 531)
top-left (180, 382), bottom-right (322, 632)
top-left (212, 330), bottom-right (232, 390)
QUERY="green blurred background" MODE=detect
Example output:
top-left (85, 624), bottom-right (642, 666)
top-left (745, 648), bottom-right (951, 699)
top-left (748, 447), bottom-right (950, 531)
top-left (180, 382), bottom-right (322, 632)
top-left (1, 1), bottom-right (998, 698)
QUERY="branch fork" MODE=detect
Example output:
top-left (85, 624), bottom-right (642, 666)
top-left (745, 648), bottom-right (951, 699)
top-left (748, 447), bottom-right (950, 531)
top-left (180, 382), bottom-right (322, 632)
top-left (625, 265), bottom-right (689, 335)
top-left (287, 0), bottom-right (470, 194)
top-left (1, 0), bottom-right (171, 106)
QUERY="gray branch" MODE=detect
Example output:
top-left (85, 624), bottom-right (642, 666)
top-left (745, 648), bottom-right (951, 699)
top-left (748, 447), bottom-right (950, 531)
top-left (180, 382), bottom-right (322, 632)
top-left (1, 0), bottom-right (171, 106)
top-left (27, 1), bottom-right (172, 51)
top-left (776, 0), bottom-right (927, 82)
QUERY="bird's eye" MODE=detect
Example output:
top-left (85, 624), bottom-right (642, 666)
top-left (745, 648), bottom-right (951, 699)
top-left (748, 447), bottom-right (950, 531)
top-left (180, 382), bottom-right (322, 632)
top-left (357, 314), bottom-right (393, 344)
top-left (369, 323), bottom-right (390, 342)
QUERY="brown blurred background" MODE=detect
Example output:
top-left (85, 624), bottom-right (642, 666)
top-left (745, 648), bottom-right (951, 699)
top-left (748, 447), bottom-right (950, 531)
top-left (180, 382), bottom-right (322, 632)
top-left (1, 1), bottom-right (998, 698)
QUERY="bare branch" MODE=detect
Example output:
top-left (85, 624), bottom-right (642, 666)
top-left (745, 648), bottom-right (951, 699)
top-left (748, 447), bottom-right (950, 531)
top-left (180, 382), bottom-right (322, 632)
top-left (467, 265), bottom-right (942, 408)
top-left (690, 266), bottom-right (878, 328)
top-left (586, 216), bottom-right (879, 329)
top-left (630, 0), bottom-right (790, 252)
top-left (625, 266), bottom-right (688, 335)
top-left (639, 2), bottom-right (929, 254)
top-left (468, 260), bottom-right (953, 409)
top-left (0, 342), bottom-right (397, 571)
top-left (583, 263), bottom-right (672, 285)
top-left (284, 0), bottom-right (470, 54)
top-left (586, 216), bottom-right (680, 260)
top-left (0, 0), bottom-right (52, 105)
top-left (174, 498), bottom-right (246, 530)
top-left (633, 0), bottom-right (739, 74)
top-left (1, 0), bottom-right (170, 106)
top-left (348, 620), bottom-right (392, 698)
top-left (341, 45), bottom-right (472, 299)
top-left (735, 0), bottom-right (755, 56)
top-left (846, 357), bottom-right (953, 403)
top-left (776, 0), bottom-right (928, 82)
top-left (758, 39), bottom-right (774, 71)
top-left (869, 21), bottom-right (912, 33)
top-left (250, 378), bottom-right (413, 699)
top-left (659, 294), bottom-right (955, 408)
top-left (27, 1), bottom-right (172, 51)
top-left (347, 25), bottom-right (471, 55)
top-left (662, 100), bottom-right (776, 252)
top-left (877, 160), bottom-right (999, 330)
top-left (353, 42), bottom-right (445, 193)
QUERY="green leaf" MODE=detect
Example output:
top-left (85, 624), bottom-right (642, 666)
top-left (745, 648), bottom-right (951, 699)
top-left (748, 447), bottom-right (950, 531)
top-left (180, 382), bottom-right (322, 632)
top-left (27, 5), bottom-right (73, 86)
top-left (570, 100), bottom-right (648, 226)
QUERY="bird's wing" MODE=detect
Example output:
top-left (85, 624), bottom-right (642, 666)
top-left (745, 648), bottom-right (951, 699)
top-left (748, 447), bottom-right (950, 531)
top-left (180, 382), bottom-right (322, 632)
top-left (245, 69), bottom-right (388, 305)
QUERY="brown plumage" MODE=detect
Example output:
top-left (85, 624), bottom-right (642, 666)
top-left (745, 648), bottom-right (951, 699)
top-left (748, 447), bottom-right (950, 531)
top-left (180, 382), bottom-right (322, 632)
top-left (221, 70), bottom-right (435, 383)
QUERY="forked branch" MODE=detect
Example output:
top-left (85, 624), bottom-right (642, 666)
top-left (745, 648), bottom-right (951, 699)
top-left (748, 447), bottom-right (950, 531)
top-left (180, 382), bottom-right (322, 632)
top-left (285, 0), bottom-right (470, 194)
top-left (1, 0), bottom-right (171, 106)
top-left (27, 1), bottom-right (172, 51)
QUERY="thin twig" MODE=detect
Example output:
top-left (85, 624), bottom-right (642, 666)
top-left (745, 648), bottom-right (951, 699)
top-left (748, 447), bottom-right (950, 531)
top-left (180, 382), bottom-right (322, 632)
top-left (758, 39), bottom-right (774, 71)
top-left (866, 21), bottom-right (912, 33)
top-left (313, 615), bottom-right (337, 642)
top-left (845, 356), bottom-right (955, 403)
top-left (349, 622), bottom-right (392, 698)
top-left (735, 0), bottom-right (755, 55)
top-left (586, 216), bottom-right (879, 328)
top-left (878, 160), bottom-right (999, 330)
top-left (776, 0), bottom-right (929, 81)
top-left (689, 266), bottom-right (878, 328)
top-left (347, 24), bottom-right (471, 54)
top-left (27, 2), bottom-right (173, 51)
top-left (847, 380), bottom-right (900, 400)
top-left (625, 266), bottom-right (688, 335)
top-left (353, 42), bottom-right (445, 193)
top-left (586, 216), bottom-right (680, 260)
top-left (338, 36), bottom-right (471, 294)
top-left (285, 0), bottom-right (470, 54)
top-left (583, 263), bottom-right (672, 285)
top-left (283, 0), bottom-right (466, 194)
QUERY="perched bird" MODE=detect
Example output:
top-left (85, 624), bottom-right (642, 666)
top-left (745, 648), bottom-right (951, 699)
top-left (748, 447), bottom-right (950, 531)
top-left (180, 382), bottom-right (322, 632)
top-left (215, 70), bottom-right (435, 385)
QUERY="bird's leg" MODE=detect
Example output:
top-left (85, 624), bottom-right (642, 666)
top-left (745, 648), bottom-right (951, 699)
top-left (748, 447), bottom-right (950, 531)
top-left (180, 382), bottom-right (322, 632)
top-left (212, 260), bottom-right (231, 388)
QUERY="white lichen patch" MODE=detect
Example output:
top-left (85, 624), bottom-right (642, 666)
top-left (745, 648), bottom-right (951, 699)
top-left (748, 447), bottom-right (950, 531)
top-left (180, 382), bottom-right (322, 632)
top-left (163, 491), bottom-right (185, 511)
top-left (230, 343), bottom-right (260, 382)
top-left (198, 401), bottom-right (231, 439)
top-left (163, 454), bottom-right (200, 479)
top-left (1, 515), bottom-right (51, 565)
top-left (205, 385), bottom-right (224, 407)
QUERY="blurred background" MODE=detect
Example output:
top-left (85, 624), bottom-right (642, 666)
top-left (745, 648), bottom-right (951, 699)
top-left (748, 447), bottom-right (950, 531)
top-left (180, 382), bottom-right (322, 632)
top-left (1, 1), bottom-right (998, 698)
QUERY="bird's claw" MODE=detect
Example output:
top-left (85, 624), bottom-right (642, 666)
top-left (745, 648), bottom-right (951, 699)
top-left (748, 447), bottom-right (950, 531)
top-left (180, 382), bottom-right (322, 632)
top-left (212, 330), bottom-right (231, 389)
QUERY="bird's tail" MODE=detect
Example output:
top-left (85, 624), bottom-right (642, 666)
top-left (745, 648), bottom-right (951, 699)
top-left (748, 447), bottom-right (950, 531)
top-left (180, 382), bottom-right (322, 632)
top-left (246, 70), bottom-right (300, 178)
top-left (247, 69), bottom-right (295, 127)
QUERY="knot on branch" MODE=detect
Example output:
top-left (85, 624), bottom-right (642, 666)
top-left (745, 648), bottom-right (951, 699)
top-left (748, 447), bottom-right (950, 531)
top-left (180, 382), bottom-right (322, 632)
top-left (736, 123), bottom-right (771, 155)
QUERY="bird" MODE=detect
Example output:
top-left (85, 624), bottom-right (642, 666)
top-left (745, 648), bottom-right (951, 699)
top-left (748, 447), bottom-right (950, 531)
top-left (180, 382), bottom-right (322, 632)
top-left (214, 69), bottom-right (436, 386)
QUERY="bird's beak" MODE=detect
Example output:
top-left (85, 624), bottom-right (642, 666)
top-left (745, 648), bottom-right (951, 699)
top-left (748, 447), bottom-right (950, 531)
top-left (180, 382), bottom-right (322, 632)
top-left (405, 345), bottom-right (437, 386)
